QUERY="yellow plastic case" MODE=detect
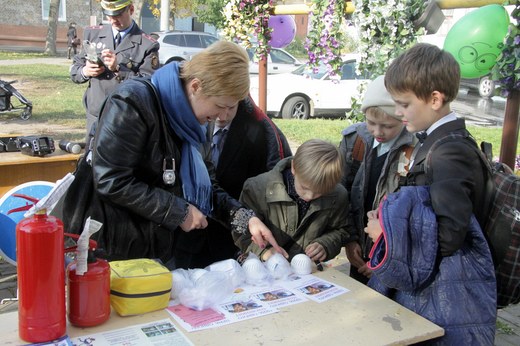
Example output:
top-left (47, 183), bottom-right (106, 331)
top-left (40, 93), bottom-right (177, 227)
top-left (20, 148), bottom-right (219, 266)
top-left (109, 258), bottom-right (172, 316)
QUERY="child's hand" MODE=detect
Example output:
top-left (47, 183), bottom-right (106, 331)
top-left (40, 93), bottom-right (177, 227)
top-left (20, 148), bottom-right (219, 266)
top-left (364, 217), bottom-right (383, 242)
top-left (305, 242), bottom-right (326, 262)
top-left (261, 248), bottom-right (277, 261)
top-left (345, 242), bottom-right (366, 269)
top-left (357, 263), bottom-right (373, 278)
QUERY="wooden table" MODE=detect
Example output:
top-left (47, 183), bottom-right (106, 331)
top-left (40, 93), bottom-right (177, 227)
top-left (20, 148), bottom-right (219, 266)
top-left (0, 260), bottom-right (444, 346)
top-left (0, 150), bottom-right (80, 196)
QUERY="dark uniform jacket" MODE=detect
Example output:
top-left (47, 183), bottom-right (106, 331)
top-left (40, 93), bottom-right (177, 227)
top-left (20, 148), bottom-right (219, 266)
top-left (174, 97), bottom-right (292, 268)
top-left (70, 22), bottom-right (159, 118)
top-left (404, 118), bottom-right (487, 257)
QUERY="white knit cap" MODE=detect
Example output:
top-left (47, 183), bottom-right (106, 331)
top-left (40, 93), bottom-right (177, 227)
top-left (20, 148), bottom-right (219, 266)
top-left (360, 75), bottom-right (399, 119)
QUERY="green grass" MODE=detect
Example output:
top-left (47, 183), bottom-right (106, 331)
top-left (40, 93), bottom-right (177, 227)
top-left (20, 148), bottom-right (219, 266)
top-left (0, 51), bottom-right (52, 60)
top-left (1, 63), bottom-right (86, 140)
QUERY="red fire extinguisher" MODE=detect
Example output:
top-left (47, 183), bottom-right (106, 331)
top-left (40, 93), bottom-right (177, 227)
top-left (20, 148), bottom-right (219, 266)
top-left (65, 233), bottom-right (111, 327)
top-left (9, 194), bottom-right (66, 343)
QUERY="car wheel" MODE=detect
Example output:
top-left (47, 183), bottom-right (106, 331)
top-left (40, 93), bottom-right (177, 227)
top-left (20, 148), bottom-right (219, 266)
top-left (165, 57), bottom-right (185, 65)
top-left (478, 76), bottom-right (495, 98)
top-left (281, 96), bottom-right (310, 119)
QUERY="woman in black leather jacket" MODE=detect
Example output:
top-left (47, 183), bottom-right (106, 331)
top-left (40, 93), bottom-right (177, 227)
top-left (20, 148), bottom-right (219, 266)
top-left (63, 41), bottom-right (285, 268)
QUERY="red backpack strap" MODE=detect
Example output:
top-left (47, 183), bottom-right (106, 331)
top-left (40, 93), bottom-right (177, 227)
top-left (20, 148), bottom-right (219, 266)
top-left (402, 145), bottom-right (415, 172)
top-left (352, 135), bottom-right (365, 162)
top-left (250, 94), bottom-right (286, 160)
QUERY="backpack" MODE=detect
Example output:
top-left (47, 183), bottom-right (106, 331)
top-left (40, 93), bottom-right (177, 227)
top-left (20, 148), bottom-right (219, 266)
top-left (425, 134), bottom-right (520, 308)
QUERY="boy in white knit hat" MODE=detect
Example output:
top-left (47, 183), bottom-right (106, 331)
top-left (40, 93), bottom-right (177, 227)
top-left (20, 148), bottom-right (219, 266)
top-left (339, 75), bottom-right (418, 284)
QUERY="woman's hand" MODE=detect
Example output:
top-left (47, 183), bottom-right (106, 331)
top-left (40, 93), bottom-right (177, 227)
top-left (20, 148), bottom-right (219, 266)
top-left (248, 217), bottom-right (288, 258)
top-left (180, 204), bottom-right (208, 232)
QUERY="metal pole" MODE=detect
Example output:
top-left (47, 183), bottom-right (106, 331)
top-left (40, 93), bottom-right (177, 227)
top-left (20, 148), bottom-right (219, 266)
top-left (258, 56), bottom-right (268, 113)
top-left (160, 0), bottom-right (170, 31)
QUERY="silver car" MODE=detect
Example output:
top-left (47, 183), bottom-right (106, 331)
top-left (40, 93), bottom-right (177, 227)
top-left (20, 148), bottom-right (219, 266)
top-left (151, 31), bottom-right (219, 65)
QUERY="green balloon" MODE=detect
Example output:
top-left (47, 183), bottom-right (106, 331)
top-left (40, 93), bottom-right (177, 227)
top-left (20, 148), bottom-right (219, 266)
top-left (443, 5), bottom-right (510, 79)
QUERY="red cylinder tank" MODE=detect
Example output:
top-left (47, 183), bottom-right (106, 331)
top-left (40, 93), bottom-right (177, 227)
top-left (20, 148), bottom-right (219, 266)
top-left (67, 252), bottom-right (111, 327)
top-left (17, 210), bottom-right (66, 342)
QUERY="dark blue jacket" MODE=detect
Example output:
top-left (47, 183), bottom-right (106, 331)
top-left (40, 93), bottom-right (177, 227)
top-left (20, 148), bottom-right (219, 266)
top-left (368, 186), bottom-right (496, 345)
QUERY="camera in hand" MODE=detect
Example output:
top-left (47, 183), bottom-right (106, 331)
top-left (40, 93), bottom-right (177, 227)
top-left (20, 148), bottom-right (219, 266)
top-left (17, 136), bottom-right (55, 157)
top-left (59, 140), bottom-right (82, 154)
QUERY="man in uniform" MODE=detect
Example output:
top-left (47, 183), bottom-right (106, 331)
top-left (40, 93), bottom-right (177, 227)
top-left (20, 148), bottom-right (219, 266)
top-left (70, 0), bottom-right (160, 142)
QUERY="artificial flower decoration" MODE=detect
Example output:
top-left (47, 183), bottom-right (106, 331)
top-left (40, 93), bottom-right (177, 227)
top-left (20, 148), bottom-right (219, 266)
top-left (305, 0), bottom-right (346, 77)
top-left (222, 0), bottom-right (274, 60)
top-left (491, 2), bottom-right (520, 97)
top-left (346, 0), bottom-right (425, 122)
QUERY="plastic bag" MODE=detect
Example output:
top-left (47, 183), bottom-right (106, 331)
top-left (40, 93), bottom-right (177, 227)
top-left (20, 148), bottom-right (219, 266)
top-left (177, 270), bottom-right (233, 311)
top-left (265, 252), bottom-right (293, 279)
top-left (205, 258), bottom-right (246, 288)
top-left (241, 253), bottom-right (272, 286)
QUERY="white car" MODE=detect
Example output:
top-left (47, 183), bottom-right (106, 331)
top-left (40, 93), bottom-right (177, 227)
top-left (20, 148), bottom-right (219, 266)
top-left (250, 54), bottom-right (368, 119)
top-left (150, 31), bottom-right (219, 65)
top-left (247, 47), bottom-right (303, 74)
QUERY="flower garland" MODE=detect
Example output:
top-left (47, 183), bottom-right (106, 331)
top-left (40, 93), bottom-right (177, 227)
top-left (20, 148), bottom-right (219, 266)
top-left (222, 0), bottom-right (273, 60)
top-left (491, 2), bottom-right (520, 97)
top-left (347, 0), bottom-right (425, 121)
top-left (305, 0), bottom-right (346, 76)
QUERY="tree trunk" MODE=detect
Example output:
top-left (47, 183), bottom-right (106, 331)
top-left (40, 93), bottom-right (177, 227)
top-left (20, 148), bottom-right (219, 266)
top-left (134, 0), bottom-right (144, 24)
top-left (44, 0), bottom-right (61, 56)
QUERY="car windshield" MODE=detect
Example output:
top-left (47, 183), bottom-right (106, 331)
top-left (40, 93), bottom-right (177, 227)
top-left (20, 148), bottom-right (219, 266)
top-left (291, 64), bottom-right (328, 79)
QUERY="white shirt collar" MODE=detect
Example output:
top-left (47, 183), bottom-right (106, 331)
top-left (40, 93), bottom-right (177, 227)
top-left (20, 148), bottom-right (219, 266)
top-left (112, 22), bottom-right (134, 40)
top-left (372, 136), bottom-right (399, 157)
top-left (426, 112), bottom-right (458, 136)
top-left (213, 124), bottom-right (231, 136)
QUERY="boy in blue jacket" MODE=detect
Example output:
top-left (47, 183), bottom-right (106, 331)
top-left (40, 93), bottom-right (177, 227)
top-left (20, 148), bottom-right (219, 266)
top-left (365, 43), bottom-right (496, 345)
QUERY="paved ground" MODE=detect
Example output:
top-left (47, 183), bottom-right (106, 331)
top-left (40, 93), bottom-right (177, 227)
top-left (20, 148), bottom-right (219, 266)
top-left (1, 55), bottom-right (519, 345)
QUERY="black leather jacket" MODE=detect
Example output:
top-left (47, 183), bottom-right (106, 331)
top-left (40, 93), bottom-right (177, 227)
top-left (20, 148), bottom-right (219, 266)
top-left (90, 78), bottom-right (240, 264)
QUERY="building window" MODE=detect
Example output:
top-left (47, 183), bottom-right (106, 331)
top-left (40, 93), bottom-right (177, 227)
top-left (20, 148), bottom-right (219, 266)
top-left (42, 0), bottom-right (66, 22)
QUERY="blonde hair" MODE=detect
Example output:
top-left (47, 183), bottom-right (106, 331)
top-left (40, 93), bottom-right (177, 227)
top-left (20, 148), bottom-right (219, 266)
top-left (385, 43), bottom-right (460, 103)
top-left (292, 139), bottom-right (343, 195)
top-left (181, 40), bottom-right (250, 101)
top-left (365, 106), bottom-right (403, 122)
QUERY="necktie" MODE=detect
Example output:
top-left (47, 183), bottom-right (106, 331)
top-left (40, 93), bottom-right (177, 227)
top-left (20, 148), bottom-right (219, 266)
top-left (211, 129), bottom-right (227, 167)
top-left (416, 131), bottom-right (427, 143)
top-left (114, 32), bottom-right (121, 48)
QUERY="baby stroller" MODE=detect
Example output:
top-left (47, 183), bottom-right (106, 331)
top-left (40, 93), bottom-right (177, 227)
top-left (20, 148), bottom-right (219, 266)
top-left (0, 79), bottom-right (32, 120)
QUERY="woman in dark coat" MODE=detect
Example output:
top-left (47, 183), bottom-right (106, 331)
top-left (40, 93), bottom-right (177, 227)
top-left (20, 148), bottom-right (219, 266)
top-left (60, 41), bottom-right (285, 268)
top-left (66, 22), bottom-right (78, 59)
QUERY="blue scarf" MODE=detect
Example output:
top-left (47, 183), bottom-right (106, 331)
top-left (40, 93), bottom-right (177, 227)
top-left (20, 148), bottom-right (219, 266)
top-left (151, 62), bottom-right (212, 215)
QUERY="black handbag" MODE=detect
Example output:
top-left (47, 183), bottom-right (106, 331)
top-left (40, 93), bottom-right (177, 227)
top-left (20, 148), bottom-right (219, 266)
top-left (52, 152), bottom-right (105, 235)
